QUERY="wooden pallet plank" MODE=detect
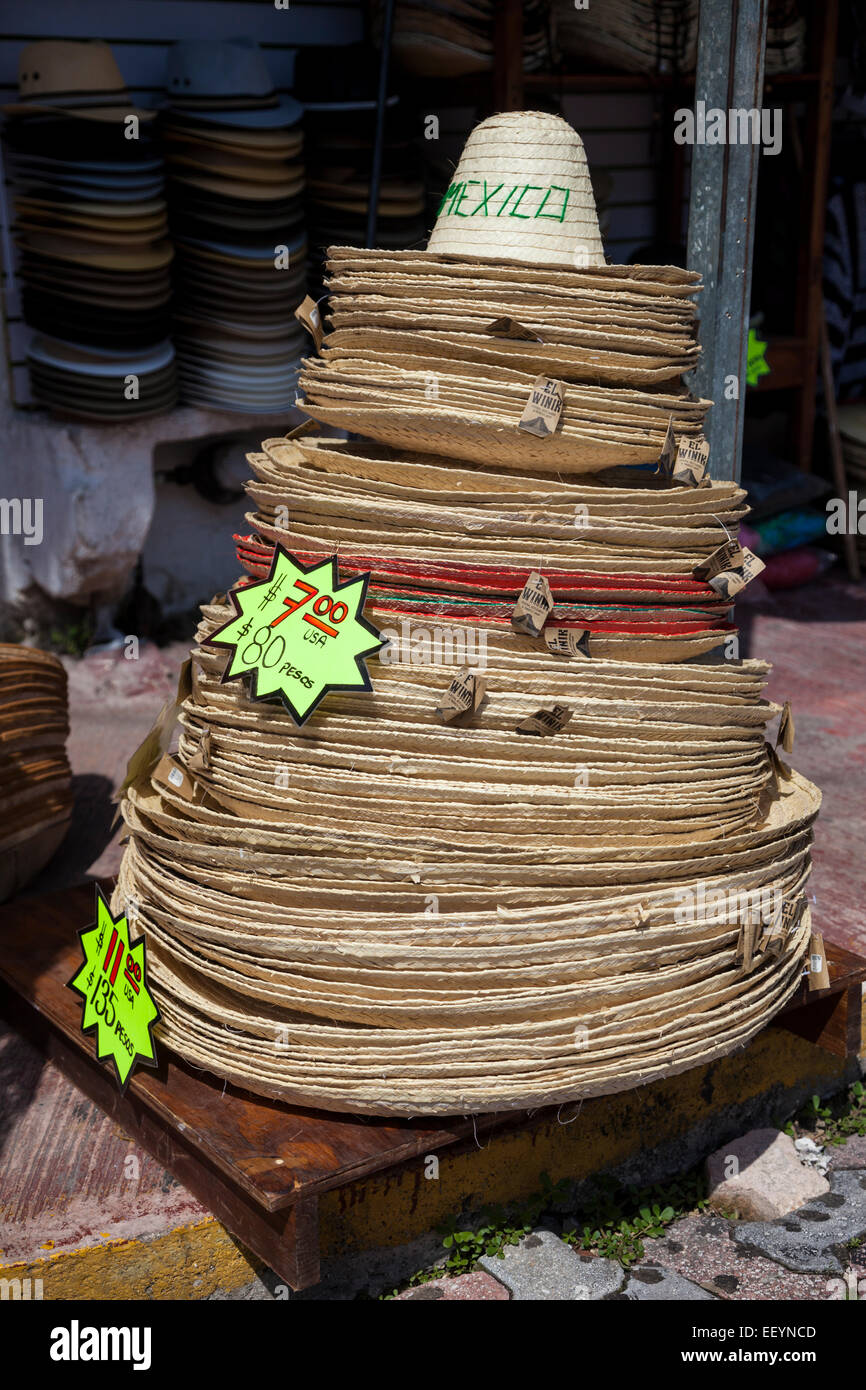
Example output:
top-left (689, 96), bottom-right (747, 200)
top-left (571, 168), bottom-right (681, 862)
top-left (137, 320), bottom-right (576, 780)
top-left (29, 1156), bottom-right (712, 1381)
top-left (775, 984), bottom-right (862, 1060)
top-left (0, 883), bottom-right (516, 1212)
top-left (0, 979), bottom-right (320, 1290)
top-left (2, 879), bottom-right (863, 1292)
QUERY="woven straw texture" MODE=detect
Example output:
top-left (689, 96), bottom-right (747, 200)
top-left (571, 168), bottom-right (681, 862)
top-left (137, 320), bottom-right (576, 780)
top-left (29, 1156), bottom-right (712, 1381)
top-left (111, 111), bottom-right (819, 1117)
top-left (318, 247), bottom-right (702, 390)
top-left (0, 643), bottom-right (72, 902)
top-left (114, 596), bottom-right (814, 1115)
top-left (426, 112), bottom-right (606, 268)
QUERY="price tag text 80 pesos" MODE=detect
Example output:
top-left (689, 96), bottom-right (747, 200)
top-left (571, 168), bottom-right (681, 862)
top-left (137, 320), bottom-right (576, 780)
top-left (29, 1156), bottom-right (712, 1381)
top-left (207, 547), bottom-right (384, 724)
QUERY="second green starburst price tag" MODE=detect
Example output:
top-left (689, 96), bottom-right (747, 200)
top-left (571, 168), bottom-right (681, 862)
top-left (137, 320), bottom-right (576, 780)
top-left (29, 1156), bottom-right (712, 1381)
top-left (207, 545), bottom-right (385, 725)
top-left (68, 888), bottom-right (160, 1092)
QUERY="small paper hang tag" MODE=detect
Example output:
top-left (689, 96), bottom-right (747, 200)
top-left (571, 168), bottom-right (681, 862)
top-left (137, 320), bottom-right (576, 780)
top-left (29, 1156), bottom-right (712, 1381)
top-left (512, 570), bottom-right (554, 636)
top-left (763, 895), bottom-right (807, 957)
top-left (485, 316), bottom-right (543, 343)
top-left (516, 704), bottom-right (573, 736)
top-left (188, 727), bottom-right (212, 775)
top-left (782, 896), bottom-right (808, 933)
top-left (190, 656), bottom-right (209, 706)
top-left (736, 914), bottom-right (760, 972)
top-left (708, 568), bottom-right (748, 600)
top-left (807, 930), bottom-right (830, 991)
top-left (760, 918), bottom-right (785, 958)
top-left (285, 418), bottom-right (321, 441)
top-left (766, 739), bottom-right (794, 784)
top-left (294, 295), bottom-right (324, 351)
top-left (519, 375), bottom-right (564, 438)
top-left (657, 417), bottom-right (677, 475)
top-left (112, 659), bottom-right (192, 817)
top-left (544, 626), bottom-right (592, 659)
top-left (756, 777), bottom-right (778, 822)
top-left (152, 752), bottom-right (204, 804)
top-left (777, 700), bottom-right (795, 754)
top-left (435, 666), bottom-right (486, 723)
top-left (693, 539), bottom-right (745, 583)
top-left (707, 548), bottom-right (766, 600)
top-left (673, 433), bottom-right (710, 487)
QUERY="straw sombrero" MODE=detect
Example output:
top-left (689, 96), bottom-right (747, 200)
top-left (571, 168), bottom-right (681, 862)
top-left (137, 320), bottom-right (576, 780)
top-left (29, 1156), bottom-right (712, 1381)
top-left (0, 645), bottom-right (73, 902)
top-left (4, 40), bottom-right (156, 123)
top-left (115, 756), bottom-right (816, 1114)
top-left (298, 119), bottom-right (704, 439)
top-left (109, 108), bottom-right (820, 1119)
top-left (426, 111), bottom-right (606, 269)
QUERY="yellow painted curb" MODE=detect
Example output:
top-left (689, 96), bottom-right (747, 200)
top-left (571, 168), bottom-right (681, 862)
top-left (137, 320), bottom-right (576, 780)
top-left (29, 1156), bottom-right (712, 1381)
top-left (0, 1219), bottom-right (267, 1302)
top-left (1, 1024), bottom-right (856, 1298)
top-left (316, 1026), bottom-right (855, 1256)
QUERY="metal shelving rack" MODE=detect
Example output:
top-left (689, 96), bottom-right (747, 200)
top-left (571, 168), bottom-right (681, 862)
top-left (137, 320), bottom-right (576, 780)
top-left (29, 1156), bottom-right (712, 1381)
top-left (485, 0), bottom-right (838, 479)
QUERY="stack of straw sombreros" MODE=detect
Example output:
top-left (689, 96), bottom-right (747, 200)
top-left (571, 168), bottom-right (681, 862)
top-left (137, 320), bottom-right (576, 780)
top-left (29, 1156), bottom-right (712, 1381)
top-left (0, 645), bottom-right (73, 902)
top-left (161, 40), bottom-right (307, 413)
top-left (115, 113), bottom-right (819, 1117)
top-left (3, 40), bottom-right (178, 419)
top-left (389, 0), bottom-right (551, 78)
top-left (550, 0), bottom-right (804, 77)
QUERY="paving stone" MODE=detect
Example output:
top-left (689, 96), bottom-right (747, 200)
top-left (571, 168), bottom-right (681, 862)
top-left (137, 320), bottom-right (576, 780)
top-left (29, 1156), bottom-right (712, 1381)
top-left (479, 1230), bottom-right (624, 1301)
top-left (731, 1169), bottom-right (866, 1274)
top-left (611, 1265), bottom-right (716, 1300)
top-left (642, 1214), bottom-right (836, 1300)
top-left (706, 1128), bottom-right (829, 1220)
top-left (395, 1272), bottom-right (508, 1301)
top-left (827, 1135), bottom-right (866, 1171)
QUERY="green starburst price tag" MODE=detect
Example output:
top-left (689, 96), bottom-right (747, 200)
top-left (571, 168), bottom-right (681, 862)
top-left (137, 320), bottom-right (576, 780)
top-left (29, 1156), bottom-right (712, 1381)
top-left (68, 888), bottom-right (160, 1091)
top-left (206, 545), bottom-right (385, 725)
top-left (746, 328), bottom-right (770, 387)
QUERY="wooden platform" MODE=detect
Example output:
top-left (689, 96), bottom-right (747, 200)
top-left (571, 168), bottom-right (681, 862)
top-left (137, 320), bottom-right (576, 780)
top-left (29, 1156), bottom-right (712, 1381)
top-left (1, 881), bottom-right (864, 1292)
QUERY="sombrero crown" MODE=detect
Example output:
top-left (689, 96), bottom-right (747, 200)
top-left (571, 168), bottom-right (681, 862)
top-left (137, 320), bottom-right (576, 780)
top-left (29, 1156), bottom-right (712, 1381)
top-left (427, 110), bottom-right (606, 269)
top-left (5, 39), bottom-right (154, 122)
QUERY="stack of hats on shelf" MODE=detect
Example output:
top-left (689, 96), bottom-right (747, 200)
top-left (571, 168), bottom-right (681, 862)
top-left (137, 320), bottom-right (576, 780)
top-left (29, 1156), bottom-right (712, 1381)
top-left (161, 40), bottom-right (307, 413)
top-left (0, 645), bottom-right (73, 902)
top-left (552, 0), bottom-right (804, 76)
top-left (390, 0), bottom-right (550, 76)
top-left (3, 39), bottom-right (177, 420)
top-left (552, 0), bottom-right (699, 75)
top-left (765, 0), bottom-right (807, 75)
top-left (294, 46), bottom-right (426, 292)
top-left (115, 112), bottom-right (820, 1119)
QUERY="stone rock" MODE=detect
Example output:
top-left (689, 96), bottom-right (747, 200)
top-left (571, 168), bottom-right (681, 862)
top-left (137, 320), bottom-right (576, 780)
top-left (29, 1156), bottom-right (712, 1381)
top-left (706, 1128), bottom-right (830, 1220)
top-left (731, 1169), bottom-right (866, 1274)
top-left (610, 1213), bottom-right (837, 1302)
top-left (395, 1272), bottom-right (508, 1301)
top-left (795, 1136), bottom-right (830, 1176)
top-left (828, 1135), bottom-right (866, 1171)
top-left (479, 1230), bottom-right (624, 1300)
top-left (611, 1265), bottom-right (716, 1300)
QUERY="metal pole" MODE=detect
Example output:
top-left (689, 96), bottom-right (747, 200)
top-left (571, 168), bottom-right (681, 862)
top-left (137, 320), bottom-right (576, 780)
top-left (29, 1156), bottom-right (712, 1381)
top-left (686, 0), bottom-right (768, 482)
top-left (366, 0), bottom-right (396, 248)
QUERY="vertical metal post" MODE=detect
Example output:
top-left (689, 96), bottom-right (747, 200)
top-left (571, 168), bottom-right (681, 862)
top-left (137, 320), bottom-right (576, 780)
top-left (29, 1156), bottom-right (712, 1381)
top-left (686, 0), bottom-right (768, 481)
top-left (494, 0), bottom-right (525, 111)
top-left (366, 0), bottom-right (396, 248)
